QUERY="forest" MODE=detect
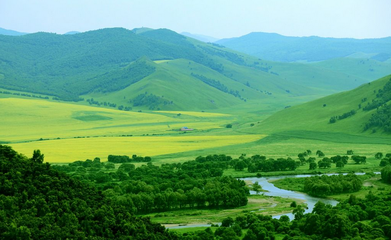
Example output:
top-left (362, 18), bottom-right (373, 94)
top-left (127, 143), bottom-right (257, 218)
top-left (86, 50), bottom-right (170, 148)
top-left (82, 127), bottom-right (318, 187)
top-left (2, 145), bottom-right (391, 239)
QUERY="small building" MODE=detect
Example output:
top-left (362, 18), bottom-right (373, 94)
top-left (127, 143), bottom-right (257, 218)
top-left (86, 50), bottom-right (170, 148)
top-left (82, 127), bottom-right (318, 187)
top-left (180, 127), bottom-right (193, 131)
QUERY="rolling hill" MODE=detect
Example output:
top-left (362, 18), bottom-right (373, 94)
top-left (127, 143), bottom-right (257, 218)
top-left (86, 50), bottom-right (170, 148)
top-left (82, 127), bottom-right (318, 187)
top-left (254, 74), bottom-right (391, 137)
top-left (216, 32), bottom-right (391, 62)
top-left (0, 27), bottom-right (381, 111)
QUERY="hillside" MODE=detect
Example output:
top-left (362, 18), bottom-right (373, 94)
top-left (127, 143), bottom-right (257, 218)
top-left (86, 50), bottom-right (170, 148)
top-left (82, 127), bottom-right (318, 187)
top-left (0, 27), bottom-right (379, 111)
top-left (255, 75), bottom-right (391, 137)
top-left (0, 145), bottom-right (171, 239)
top-left (216, 32), bottom-right (391, 62)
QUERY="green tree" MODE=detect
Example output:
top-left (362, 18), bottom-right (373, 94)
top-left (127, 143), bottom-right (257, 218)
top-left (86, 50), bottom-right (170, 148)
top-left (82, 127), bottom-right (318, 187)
top-left (375, 152), bottom-right (383, 159)
top-left (252, 181), bottom-right (261, 194)
top-left (31, 149), bottom-right (44, 163)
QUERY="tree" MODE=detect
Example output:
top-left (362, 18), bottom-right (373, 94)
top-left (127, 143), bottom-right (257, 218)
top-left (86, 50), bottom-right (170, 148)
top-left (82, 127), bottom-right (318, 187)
top-left (31, 149), bottom-right (44, 163)
top-left (309, 162), bottom-right (317, 170)
top-left (252, 181), bottom-right (261, 194)
top-left (375, 152), bottom-right (383, 159)
top-left (316, 150), bottom-right (325, 157)
top-left (336, 160), bottom-right (345, 168)
top-left (293, 205), bottom-right (306, 220)
top-left (221, 217), bottom-right (235, 227)
top-left (226, 124), bottom-right (233, 128)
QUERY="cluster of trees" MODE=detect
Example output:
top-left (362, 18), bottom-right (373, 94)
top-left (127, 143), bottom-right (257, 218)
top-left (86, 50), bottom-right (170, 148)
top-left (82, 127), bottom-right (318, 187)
top-left (115, 176), bottom-right (248, 213)
top-left (365, 104), bottom-right (391, 133)
top-left (191, 73), bottom-right (244, 100)
top-left (185, 189), bottom-right (391, 239)
top-left (363, 78), bottom-right (391, 111)
top-left (131, 92), bottom-right (173, 110)
top-left (56, 154), bottom-right (248, 214)
top-left (379, 153), bottom-right (391, 166)
top-left (329, 109), bottom-right (356, 123)
top-left (108, 154), bottom-right (152, 163)
top-left (0, 145), bottom-right (173, 239)
top-left (247, 156), bottom-right (297, 172)
top-left (304, 174), bottom-right (362, 197)
top-left (86, 98), bottom-right (133, 111)
top-left (0, 90), bottom-right (50, 100)
top-left (363, 78), bottom-right (391, 133)
top-left (381, 165), bottom-right (391, 184)
top-left (351, 155), bottom-right (367, 164)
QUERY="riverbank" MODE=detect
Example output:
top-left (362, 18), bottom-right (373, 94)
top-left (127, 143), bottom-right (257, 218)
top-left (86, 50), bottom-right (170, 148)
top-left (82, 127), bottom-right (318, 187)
top-left (148, 194), bottom-right (303, 227)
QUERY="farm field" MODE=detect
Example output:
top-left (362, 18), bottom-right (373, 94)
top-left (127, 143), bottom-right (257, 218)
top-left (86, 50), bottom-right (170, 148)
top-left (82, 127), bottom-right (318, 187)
top-left (0, 97), bottom-right (267, 162)
top-left (9, 134), bottom-right (264, 163)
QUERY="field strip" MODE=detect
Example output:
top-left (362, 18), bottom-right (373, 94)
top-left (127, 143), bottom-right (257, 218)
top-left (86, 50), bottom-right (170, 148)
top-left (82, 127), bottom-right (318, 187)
top-left (9, 134), bottom-right (266, 163)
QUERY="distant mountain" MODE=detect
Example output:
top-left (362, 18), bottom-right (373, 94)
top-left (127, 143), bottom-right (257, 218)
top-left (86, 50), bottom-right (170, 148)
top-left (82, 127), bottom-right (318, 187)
top-left (0, 27), bottom-right (27, 36)
top-left (0, 27), bottom-right (312, 110)
top-left (257, 74), bottom-right (391, 135)
top-left (181, 32), bottom-right (219, 42)
top-left (64, 31), bottom-right (81, 35)
top-left (0, 27), bottom-right (385, 111)
top-left (216, 32), bottom-right (391, 62)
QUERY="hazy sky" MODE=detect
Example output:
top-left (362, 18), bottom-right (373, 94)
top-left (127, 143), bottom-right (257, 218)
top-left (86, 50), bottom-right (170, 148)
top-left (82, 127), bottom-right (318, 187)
top-left (1, 0), bottom-right (390, 39)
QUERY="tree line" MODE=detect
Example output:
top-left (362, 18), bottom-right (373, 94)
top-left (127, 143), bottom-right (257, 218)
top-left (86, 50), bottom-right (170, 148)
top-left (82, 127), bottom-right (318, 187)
top-left (186, 190), bottom-right (391, 239)
top-left (304, 174), bottom-right (362, 197)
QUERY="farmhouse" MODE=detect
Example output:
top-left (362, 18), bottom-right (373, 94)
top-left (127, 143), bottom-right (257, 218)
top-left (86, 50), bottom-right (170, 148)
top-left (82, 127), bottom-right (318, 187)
top-left (180, 127), bottom-right (194, 131)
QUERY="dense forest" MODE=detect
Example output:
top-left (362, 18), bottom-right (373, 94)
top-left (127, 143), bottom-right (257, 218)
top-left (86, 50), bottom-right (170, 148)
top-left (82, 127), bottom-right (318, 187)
top-left (1, 145), bottom-right (391, 239)
top-left (53, 154), bottom-right (249, 214)
top-left (0, 145), bottom-right (172, 239)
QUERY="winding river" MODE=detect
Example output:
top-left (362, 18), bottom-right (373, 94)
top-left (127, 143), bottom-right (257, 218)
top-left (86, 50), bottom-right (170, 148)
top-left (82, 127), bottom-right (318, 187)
top-left (167, 172), bottom-right (375, 229)
top-left (243, 174), bottom-right (339, 220)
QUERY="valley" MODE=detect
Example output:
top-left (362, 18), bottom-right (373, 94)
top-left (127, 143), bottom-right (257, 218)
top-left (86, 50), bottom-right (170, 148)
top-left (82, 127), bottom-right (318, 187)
top-left (0, 26), bottom-right (391, 239)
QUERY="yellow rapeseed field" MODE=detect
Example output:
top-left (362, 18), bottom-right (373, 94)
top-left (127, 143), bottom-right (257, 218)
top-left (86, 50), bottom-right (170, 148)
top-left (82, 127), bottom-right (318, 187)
top-left (10, 135), bottom-right (265, 163)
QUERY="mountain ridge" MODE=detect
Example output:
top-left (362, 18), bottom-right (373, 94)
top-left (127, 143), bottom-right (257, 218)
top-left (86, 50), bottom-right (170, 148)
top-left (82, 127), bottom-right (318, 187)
top-left (217, 32), bottom-right (391, 62)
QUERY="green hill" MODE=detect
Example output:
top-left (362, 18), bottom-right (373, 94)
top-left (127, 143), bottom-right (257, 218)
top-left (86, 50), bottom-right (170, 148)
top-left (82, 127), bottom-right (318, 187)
top-left (0, 27), bottom-right (383, 111)
top-left (255, 75), bottom-right (391, 137)
top-left (216, 32), bottom-right (391, 62)
top-left (0, 145), bottom-right (171, 239)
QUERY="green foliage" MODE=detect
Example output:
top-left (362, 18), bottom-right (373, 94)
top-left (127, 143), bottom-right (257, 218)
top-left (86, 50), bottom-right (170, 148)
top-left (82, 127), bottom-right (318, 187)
top-left (57, 154), bottom-right (249, 214)
top-left (381, 165), bottom-right (391, 184)
top-left (191, 73), bottom-right (243, 100)
top-left (0, 145), bottom-right (171, 239)
top-left (131, 92), bottom-right (173, 110)
top-left (364, 78), bottom-right (391, 132)
top-left (304, 174), bottom-right (362, 197)
top-left (247, 155), bottom-right (297, 172)
top-left (329, 109), bottom-right (356, 124)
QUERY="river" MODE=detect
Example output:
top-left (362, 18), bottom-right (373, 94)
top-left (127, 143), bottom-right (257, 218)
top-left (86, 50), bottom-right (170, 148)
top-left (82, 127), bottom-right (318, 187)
top-left (167, 172), bottom-right (375, 228)
top-left (243, 174), bottom-right (339, 220)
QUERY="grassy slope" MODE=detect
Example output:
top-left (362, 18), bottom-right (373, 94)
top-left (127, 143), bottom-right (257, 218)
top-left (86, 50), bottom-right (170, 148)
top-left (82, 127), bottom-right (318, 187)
top-left (311, 58), bottom-right (391, 81)
top-left (253, 75), bottom-right (391, 135)
top-left (2, 27), bottom-right (384, 112)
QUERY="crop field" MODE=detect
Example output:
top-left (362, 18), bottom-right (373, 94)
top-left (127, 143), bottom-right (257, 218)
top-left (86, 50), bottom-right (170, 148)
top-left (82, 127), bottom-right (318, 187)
top-left (0, 97), bottom-right (237, 141)
top-left (10, 135), bottom-right (264, 163)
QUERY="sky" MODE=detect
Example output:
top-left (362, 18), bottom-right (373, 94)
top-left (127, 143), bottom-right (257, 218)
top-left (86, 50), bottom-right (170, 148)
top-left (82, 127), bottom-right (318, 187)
top-left (0, 0), bottom-right (390, 39)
